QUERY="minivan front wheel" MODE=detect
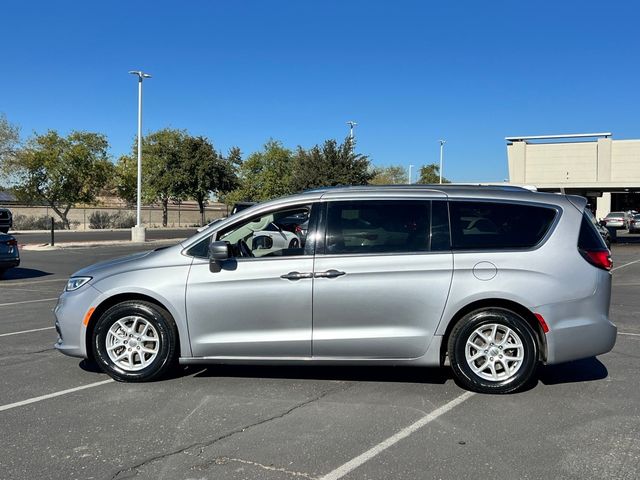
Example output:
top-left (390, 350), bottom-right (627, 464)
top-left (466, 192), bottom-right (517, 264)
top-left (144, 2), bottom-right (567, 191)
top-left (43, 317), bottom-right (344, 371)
top-left (448, 308), bottom-right (538, 394)
top-left (92, 301), bottom-right (178, 382)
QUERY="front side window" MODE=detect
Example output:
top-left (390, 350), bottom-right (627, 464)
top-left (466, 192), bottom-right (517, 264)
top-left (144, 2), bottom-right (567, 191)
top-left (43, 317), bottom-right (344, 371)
top-left (187, 205), bottom-right (313, 258)
top-left (217, 205), bottom-right (312, 258)
top-left (449, 201), bottom-right (557, 250)
top-left (325, 200), bottom-right (430, 254)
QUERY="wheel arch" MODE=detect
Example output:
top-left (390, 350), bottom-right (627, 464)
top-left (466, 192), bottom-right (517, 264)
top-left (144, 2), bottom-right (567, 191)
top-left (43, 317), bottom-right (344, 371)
top-left (439, 298), bottom-right (547, 366)
top-left (85, 293), bottom-right (180, 362)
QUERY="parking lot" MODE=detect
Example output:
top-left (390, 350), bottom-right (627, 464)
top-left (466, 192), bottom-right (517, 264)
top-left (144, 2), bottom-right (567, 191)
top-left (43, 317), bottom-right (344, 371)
top-left (0, 241), bottom-right (639, 480)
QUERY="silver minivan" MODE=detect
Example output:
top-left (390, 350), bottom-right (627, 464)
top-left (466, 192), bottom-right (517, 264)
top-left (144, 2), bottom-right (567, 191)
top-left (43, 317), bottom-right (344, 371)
top-left (54, 186), bottom-right (617, 394)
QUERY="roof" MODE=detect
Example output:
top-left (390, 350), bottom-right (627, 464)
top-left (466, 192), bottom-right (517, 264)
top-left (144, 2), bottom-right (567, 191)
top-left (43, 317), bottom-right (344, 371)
top-left (291, 183), bottom-right (578, 207)
top-left (505, 132), bottom-right (612, 142)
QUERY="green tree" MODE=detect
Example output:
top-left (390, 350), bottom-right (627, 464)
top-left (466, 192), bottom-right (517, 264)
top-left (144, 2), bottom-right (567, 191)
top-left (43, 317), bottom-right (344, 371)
top-left (3, 130), bottom-right (113, 229)
top-left (0, 114), bottom-right (20, 192)
top-left (416, 163), bottom-right (450, 184)
top-left (369, 165), bottom-right (408, 185)
top-left (180, 136), bottom-right (238, 225)
top-left (141, 128), bottom-right (189, 227)
top-left (226, 140), bottom-right (294, 203)
top-left (291, 137), bottom-right (372, 192)
top-left (113, 154), bottom-right (137, 206)
top-left (0, 113), bottom-right (20, 163)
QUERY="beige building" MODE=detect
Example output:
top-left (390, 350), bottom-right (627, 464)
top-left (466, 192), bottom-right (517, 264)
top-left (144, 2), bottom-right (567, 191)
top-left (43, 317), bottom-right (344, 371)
top-left (506, 133), bottom-right (640, 219)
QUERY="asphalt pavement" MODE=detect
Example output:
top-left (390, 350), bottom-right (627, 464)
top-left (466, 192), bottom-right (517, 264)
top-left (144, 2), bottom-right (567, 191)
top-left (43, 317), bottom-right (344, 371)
top-left (0, 244), bottom-right (638, 479)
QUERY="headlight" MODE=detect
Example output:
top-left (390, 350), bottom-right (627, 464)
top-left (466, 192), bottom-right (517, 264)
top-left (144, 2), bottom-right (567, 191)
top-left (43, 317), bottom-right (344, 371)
top-left (65, 277), bottom-right (92, 292)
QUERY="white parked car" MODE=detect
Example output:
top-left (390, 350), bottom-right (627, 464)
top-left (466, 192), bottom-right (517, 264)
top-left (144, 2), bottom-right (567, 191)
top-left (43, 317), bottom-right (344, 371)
top-left (602, 211), bottom-right (629, 229)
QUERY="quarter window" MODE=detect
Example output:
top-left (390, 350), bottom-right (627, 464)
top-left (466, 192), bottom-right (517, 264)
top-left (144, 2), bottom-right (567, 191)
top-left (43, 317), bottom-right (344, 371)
top-left (449, 201), bottom-right (556, 250)
top-left (325, 201), bottom-right (430, 254)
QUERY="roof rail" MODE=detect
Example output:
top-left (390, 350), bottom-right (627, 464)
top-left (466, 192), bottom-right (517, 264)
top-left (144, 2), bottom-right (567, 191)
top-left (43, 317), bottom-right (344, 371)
top-left (303, 184), bottom-right (538, 193)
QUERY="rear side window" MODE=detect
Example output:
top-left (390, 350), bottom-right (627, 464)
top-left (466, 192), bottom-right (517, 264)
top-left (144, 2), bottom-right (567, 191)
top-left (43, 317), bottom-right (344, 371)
top-left (325, 200), bottom-right (430, 254)
top-left (578, 212), bottom-right (607, 250)
top-left (449, 201), bottom-right (557, 250)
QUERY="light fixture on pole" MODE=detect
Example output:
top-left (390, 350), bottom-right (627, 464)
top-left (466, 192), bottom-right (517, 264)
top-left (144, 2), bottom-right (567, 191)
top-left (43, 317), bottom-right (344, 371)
top-left (347, 121), bottom-right (357, 151)
top-left (439, 139), bottom-right (446, 184)
top-left (128, 70), bottom-right (151, 242)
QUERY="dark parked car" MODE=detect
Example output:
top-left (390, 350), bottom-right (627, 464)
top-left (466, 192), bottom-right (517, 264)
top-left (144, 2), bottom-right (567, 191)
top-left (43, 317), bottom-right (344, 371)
top-left (230, 202), bottom-right (256, 215)
top-left (0, 207), bottom-right (12, 233)
top-left (0, 233), bottom-right (20, 277)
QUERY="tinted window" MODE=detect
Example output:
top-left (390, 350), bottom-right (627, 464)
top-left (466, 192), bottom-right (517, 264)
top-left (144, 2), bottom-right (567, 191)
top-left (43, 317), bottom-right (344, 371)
top-left (325, 201), bottom-right (430, 254)
top-left (186, 235), bottom-right (212, 258)
top-left (578, 212), bottom-right (607, 250)
top-left (449, 201), bottom-right (556, 250)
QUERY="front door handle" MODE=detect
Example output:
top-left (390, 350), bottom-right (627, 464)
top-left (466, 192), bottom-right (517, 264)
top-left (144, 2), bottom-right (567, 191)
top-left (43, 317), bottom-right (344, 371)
top-left (280, 271), bottom-right (313, 280)
top-left (314, 269), bottom-right (346, 279)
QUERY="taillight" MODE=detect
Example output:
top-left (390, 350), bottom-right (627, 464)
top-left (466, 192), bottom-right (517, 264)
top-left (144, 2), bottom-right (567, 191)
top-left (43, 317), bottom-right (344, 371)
top-left (295, 225), bottom-right (302, 233)
top-left (579, 249), bottom-right (612, 271)
top-left (5, 239), bottom-right (17, 247)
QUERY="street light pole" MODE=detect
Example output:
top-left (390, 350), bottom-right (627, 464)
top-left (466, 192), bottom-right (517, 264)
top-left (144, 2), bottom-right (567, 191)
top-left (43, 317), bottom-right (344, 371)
top-left (129, 70), bottom-right (151, 242)
top-left (439, 139), bottom-right (446, 184)
top-left (408, 164), bottom-right (413, 184)
top-left (347, 121), bottom-right (357, 151)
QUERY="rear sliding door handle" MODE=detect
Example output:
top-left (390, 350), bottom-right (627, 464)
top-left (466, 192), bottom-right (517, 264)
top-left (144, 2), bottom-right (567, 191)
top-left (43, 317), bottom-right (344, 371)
top-left (280, 271), bottom-right (313, 280)
top-left (314, 269), bottom-right (346, 279)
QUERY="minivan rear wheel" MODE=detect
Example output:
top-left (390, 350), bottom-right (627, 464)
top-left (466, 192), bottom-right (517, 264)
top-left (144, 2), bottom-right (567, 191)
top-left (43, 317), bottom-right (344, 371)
top-left (448, 308), bottom-right (538, 394)
top-left (92, 301), bottom-right (178, 382)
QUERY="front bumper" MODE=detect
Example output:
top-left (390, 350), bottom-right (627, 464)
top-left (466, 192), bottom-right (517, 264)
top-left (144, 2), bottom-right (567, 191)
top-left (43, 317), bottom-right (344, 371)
top-left (53, 285), bottom-right (102, 359)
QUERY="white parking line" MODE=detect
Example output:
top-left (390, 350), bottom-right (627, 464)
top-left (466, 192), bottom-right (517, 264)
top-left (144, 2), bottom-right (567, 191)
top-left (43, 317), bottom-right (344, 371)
top-left (0, 326), bottom-right (55, 337)
top-left (0, 379), bottom-right (114, 413)
top-left (619, 332), bottom-right (640, 337)
top-left (319, 391), bottom-right (475, 480)
top-left (0, 298), bottom-right (58, 307)
top-left (2, 278), bottom-right (66, 287)
top-left (611, 259), bottom-right (640, 272)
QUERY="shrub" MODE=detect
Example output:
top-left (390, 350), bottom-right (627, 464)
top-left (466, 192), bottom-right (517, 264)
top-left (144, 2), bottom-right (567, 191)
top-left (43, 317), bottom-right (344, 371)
top-left (88, 211), bottom-right (136, 229)
top-left (110, 211), bottom-right (136, 229)
top-left (13, 214), bottom-right (65, 230)
top-left (89, 211), bottom-right (111, 229)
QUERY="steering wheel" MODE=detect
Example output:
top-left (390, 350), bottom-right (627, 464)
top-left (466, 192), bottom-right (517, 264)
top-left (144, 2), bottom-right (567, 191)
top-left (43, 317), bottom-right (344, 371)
top-left (237, 239), bottom-right (254, 258)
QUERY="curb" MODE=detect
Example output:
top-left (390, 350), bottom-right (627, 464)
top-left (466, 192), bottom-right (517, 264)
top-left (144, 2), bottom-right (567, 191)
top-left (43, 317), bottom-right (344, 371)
top-left (21, 238), bottom-right (182, 251)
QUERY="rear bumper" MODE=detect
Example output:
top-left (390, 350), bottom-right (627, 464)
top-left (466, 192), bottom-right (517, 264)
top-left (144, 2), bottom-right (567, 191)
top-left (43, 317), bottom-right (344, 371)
top-left (535, 271), bottom-right (616, 364)
top-left (544, 315), bottom-right (617, 364)
top-left (0, 257), bottom-right (20, 269)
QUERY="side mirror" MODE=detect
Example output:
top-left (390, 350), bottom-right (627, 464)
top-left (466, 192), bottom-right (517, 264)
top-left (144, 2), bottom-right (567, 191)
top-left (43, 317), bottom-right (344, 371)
top-left (209, 240), bottom-right (230, 272)
top-left (251, 235), bottom-right (273, 250)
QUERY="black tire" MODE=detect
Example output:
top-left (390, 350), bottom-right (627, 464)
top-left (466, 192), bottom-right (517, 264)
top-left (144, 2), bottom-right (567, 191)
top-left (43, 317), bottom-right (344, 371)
top-left (288, 238), bottom-right (300, 248)
top-left (448, 308), bottom-right (538, 394)
top-left (92, 300), bottom-right (178, 382)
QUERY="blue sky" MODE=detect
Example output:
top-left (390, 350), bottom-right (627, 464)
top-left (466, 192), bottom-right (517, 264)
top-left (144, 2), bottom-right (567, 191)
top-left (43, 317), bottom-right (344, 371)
top-left (2, 1), bottom-right (639, 182)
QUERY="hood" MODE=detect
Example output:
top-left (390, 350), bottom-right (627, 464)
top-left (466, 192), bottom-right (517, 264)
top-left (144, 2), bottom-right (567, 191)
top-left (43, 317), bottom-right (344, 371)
top-left (71, 242), bottom-right (188, 279)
